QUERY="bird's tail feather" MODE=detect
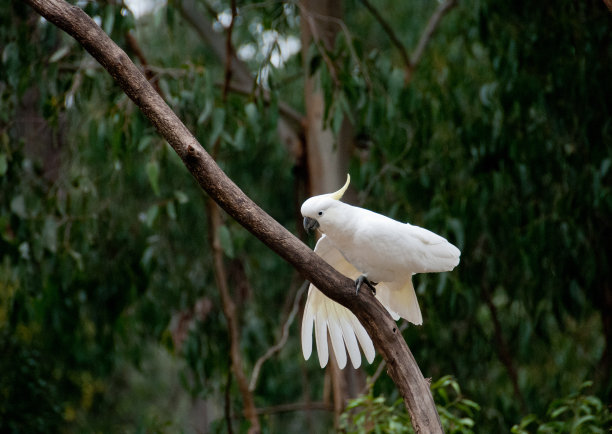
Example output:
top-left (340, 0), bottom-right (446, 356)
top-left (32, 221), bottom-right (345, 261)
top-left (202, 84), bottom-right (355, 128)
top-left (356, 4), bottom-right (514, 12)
top-left (302, 285), bottom-right (375, 369)
top-left (376, 278), bottom-right (423, 325)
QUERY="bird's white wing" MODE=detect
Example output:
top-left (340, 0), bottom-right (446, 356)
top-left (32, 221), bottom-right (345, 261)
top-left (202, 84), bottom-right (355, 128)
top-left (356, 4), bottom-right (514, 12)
top-left (301, 235), bottom-right (376, 369)
top-left (396, 223), bottom-right (461, 273)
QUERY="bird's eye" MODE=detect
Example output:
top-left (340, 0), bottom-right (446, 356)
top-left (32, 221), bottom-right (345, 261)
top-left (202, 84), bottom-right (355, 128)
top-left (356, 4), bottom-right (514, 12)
top-left (318, 211), bottom-right (323, 216)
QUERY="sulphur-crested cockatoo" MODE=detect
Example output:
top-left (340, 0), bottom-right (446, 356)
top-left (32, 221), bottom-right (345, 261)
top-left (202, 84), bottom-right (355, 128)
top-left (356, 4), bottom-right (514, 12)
top-left (301, 175), bottom-right (460, 369)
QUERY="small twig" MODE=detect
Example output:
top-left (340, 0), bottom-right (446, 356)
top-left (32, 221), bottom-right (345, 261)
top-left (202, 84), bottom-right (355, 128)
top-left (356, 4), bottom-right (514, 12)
top-left (249, 281), bottom-right (309, 391)
top-left (407, 0), bottom-right (458, 81)
top-left (358, 0), bottom-right (411, 70)
top-left (482, 284), bottom-right (527, 413)
top-left (298, 2), bottom-right (371, 88)
top-left (220, 82), bottom-right (304, 128)
top-left (222, 0), bottom-right (238, 101)
top-left (124, 31), bottom-right (165, 98)
top-left (302, 13), bottom-right (340, 86)
top-left (225, 362), bottom-right (234, 434)
top-left (207, 199), bottom-right (261, 433)
top-left (139, 64), bottom-right (304, 132)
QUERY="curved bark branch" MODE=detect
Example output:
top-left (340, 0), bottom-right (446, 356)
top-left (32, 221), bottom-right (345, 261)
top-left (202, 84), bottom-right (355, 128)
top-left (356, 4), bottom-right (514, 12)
top-left (358, 0), bottom-right (411, 69)
top-left (22, 1), bottom-right (443, 432)
top-left (407, 0), bottom-right (458, 82)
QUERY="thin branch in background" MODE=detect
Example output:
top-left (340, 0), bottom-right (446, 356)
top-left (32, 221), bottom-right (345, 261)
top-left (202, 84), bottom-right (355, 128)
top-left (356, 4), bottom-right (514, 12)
top-left (222, 0), bottom-right (238, 100)
top-left (176, 0), bottom-right (252, 85)
top-left (249, 281), bottom-right (309, 391)
top-left (358, 0), bottom-right (411, 69)
top-left (221, 81), bottom-right (304, 128)
top-left (225, 360), bottom-right (234, 434)
top-left (407, 0), bottom-right (458, 81)
top-left (140, 63), bottom-right (303, 127)
top-left (298, 1), bottom-right (371, 88)
top-left (482, 285), bottom-right (528, 413)
top-left (124, 31), bottom-right (165, 98)
top-left (207, 199), bottom-right (261, 433)
top-left (302, 13), bottom-right (340, 86)
top-left (359, 0), bottom-right (457, 83)
top-left (176, 0), bottom-right (304, 159)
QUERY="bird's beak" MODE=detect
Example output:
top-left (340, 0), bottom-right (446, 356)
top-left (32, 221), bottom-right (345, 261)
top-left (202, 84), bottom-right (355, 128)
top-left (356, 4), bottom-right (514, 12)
top-left (303, 217), bottom-right (320, 234)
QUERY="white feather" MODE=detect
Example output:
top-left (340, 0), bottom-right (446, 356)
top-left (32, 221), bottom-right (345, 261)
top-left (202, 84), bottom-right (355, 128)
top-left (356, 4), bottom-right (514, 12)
top-left (326, 295), bottom-right (348, 369)
top-left (301, 288), bottom-right (315, 360)
top-left (314, 299), bottom-right (329, 367)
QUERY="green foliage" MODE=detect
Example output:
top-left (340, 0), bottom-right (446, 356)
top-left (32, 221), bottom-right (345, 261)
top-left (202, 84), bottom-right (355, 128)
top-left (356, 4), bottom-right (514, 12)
top-left (339, 376), bottom-right (480, 433)
top-left (511, 382), bottom-right (612, 433)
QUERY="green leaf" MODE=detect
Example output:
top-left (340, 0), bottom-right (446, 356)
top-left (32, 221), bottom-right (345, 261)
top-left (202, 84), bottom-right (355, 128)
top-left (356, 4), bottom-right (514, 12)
top-left (10, 195), bottom-right (26, 218)
top-left (245, 103), bottom-right (258, 128)
top-left (217, 225), bottom-right (234, 259)
top-left (138, 135), bottom-right (153, 152)
top-left (332, 99), bottom-right (344, 135)
top-left (550, 405), bottom-right (569, 419)
top-left (0, 153), bottom-right (7, 176)
top-left (174, 190), bottom-right (189, 204)
top-left (49, 46), bottom-right (70, 63)
top-left (141, 245), bottom-right (155, 269)
top-left (197, 99), bottom-right (213, 125)
top-left (166, 202), bottom-right (177, 220)
top-left (209, 108), bottom-right (226, 147)
top-left (18, 241), bottom-right (30, 260)
top-left (103, 5), bottom-right (115, 35)
top-left (69, 249), bottom-right (84, 271)
top-left (231, 126), bottom-right (246, 150)
top-left (145, 205), bottom-right (159, 228)
top-left (146, 160), bottom-right (160, 196)
top-left (42, 216), bottom-right (58, 253)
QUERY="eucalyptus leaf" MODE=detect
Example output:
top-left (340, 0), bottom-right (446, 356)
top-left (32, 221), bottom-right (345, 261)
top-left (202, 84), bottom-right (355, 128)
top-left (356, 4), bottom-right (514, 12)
top-left (146, 160), bottom-right (160, 196)
top-left (217, 225), bottom-right (234, 259)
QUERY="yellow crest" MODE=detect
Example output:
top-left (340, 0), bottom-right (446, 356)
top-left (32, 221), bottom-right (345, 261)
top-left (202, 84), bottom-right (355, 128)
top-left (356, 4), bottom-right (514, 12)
top-left (330, 174), bottom-right (351, 200)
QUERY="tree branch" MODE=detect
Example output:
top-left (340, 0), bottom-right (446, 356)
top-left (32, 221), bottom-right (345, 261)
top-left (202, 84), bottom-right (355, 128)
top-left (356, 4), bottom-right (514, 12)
top-left (124, 31), bottom-right (165, 99)
top-left (249, 281), bottom-right (308, 391)
top-left (175, 0), bottom-right (304, 158)
top-left (22, 1), bottom-right (443, 431)
top-left (222, 0), bottom-right (238, 100)
top-left (207, 199), bottom-right (261, 433)
top-left (482, 285), bottom-right (527, 413)
top-left (407, 0), bottom-right (458, 81)
top-left (176, 0), bottom-right (252, 86)
top-left (358, 0), bottom-right (411, 70)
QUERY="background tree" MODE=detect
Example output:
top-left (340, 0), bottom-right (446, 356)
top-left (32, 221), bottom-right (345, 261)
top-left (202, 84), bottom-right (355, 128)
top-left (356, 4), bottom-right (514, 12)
top-left (1, 0), bottom-right (610, 432)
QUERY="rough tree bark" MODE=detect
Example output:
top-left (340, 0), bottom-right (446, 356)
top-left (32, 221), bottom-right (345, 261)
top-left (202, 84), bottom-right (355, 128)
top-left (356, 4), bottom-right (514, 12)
top-left (22, 0), bottom-right (443, 432)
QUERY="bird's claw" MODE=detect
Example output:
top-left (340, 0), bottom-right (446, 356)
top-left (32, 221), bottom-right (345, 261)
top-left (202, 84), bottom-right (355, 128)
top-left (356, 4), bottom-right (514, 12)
top-left (355, 275), bottom-right (377, 295)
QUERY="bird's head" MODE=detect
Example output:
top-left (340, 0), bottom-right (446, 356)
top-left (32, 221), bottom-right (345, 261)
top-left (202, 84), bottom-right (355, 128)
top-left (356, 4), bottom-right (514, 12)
top-left (301, 174), bottom-right (350, 234)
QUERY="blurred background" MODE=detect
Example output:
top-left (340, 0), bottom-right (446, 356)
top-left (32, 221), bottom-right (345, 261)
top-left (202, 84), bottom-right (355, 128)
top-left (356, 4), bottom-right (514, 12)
top-left (1, 0), bottom-right (611, 432)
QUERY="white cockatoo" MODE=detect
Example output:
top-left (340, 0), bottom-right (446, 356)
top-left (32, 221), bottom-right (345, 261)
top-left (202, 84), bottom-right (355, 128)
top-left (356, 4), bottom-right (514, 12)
top-left (301, 175), bottom-right (460, 369)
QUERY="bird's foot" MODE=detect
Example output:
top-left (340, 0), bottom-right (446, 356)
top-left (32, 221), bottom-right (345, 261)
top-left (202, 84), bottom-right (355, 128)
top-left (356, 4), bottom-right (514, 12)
top-left (355, 275), bottom-right (378, 295)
